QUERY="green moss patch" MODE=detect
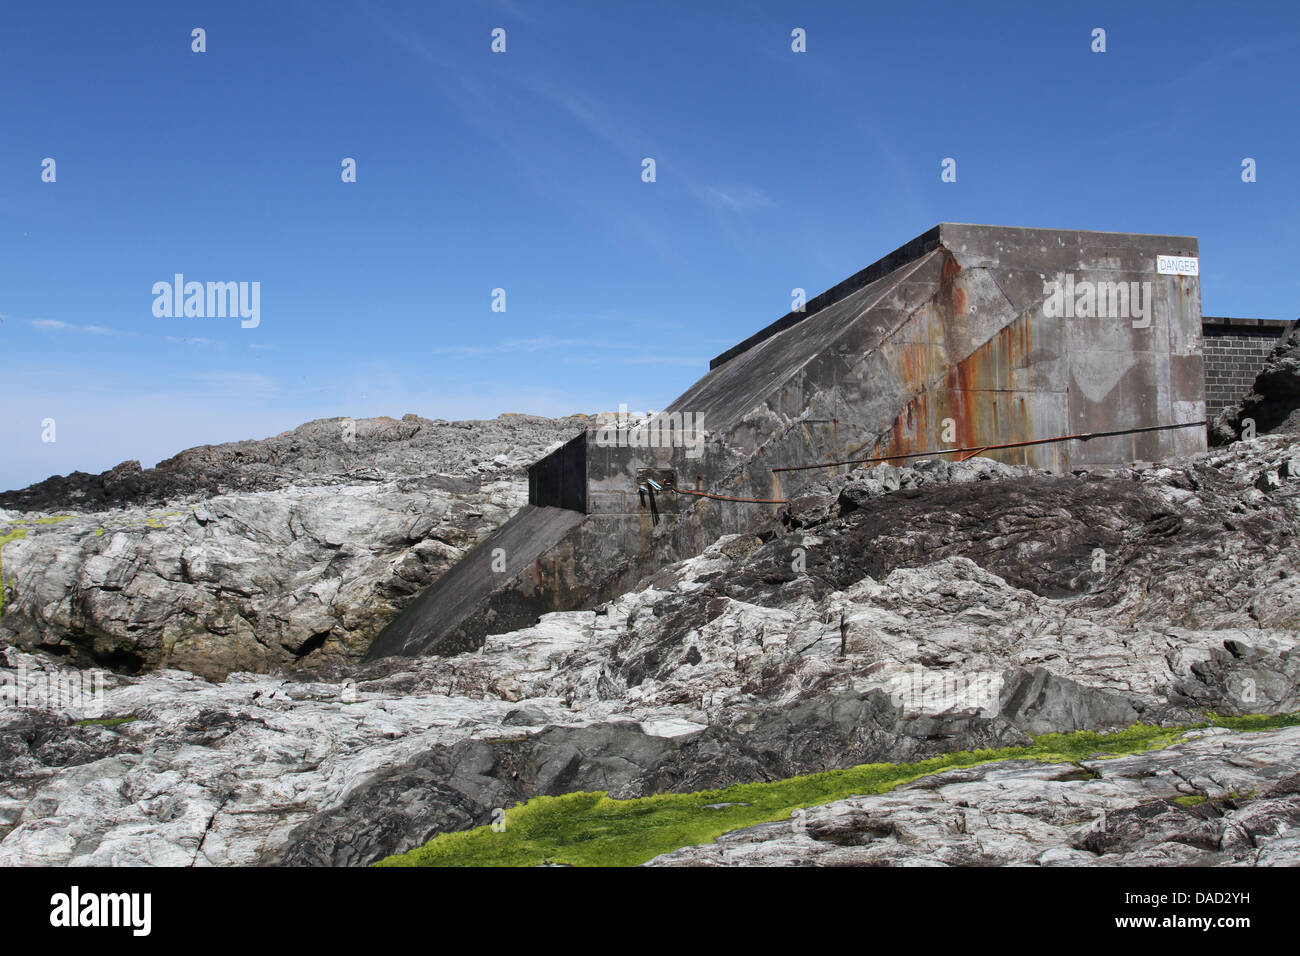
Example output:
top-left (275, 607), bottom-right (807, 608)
top-left (29, 515), bottom-right (75, 525)
top-left (0, 529), bottom-right (28, 614)
top-left (1208, 711), bottom-right (1300, 731)
top-left (144, 511), bottom-right (183, 529)
top-left (378, 712), bottom-right (1300, 868)
top-left (72, 716), bottom-right (138, 728)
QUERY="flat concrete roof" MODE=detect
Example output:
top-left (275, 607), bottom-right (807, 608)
top-left (1201, 316), bottom-right (1293, 329)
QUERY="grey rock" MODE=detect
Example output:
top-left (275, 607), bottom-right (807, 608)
top-left (3, 431), bottom-right (1300, 868)
top-left (0, 414), bottom-right (590, 678)
top-left (1169, 639), bottom-right (1300, 715)
top-left (277, 687), bottom-right (1033, 866)
top-left (998, 668), bottom-right (1141, 735)
top-left (648, 725), bottom-right (1300, 866)
top-left (502, 705), bottom-right (550, 727)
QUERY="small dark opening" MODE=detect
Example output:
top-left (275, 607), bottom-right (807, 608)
top-left (294, 631), bottom-right (332, 659)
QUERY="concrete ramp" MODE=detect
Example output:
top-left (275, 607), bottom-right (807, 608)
top-left (363, 505), bottom-right (584, 659)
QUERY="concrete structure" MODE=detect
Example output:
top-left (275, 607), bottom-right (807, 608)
top-left (367, 223), bottom-right (1210, 660)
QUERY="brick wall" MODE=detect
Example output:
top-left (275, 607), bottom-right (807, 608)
top-left (1201, 318), bottom-right (1292, 419)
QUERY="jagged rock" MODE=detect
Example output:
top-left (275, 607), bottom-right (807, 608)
top-left (647, 726), bottom-right (1300, 866)
top-left (1169, 638), bottom-right (1300, 714)
top-left (0, 414), bottom-right (593, 512)
top-left (3, 432), bottom-right (1300, 867)
top-left (502, 705), bottom-right (550, 727)
top-left (276, 687), bottom-right (1034, 867)
top-left (997, 668), bottom-right (1141, 735)
top-left (0, 415), bottom-right (590, 677)
top-left (277, 722), bottom-right (681, 867)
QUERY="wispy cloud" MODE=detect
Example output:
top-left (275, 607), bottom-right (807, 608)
top-left (530, 76), bottom-right (779, 224)
top-left (479, 0), bottom-right (539, 25)
top-left (363, 16), bottom-right (775, 256)
top-left (26, 318), bottom-right (123, 336)
top-left (185, 370), bottom-right (280, 398)
top-left (699, 185), bottom-right (775, 215)
top-left (18, 315), bottom-right (244, 348)
top-left (432, 335), bottom-right (590, 357)
top-left (164, 335), bottom-right (223, 349)
top-left (1150, 39), bottom-right (1291, 98)
top-left (562, 353), bottom-right (703, 367)
top-left (432, 333), bottom-right (709, 368)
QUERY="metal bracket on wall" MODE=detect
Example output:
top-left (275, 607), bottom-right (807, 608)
top-left (635, 469), bottom-right (676, 525)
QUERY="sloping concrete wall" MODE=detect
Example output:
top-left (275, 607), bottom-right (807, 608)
top-left (368, 223), bottom-right (1208, 659)
top-left (668, 224), bottom-right (1205, 503)
top-left (364, 505), bottom-right (584, 659)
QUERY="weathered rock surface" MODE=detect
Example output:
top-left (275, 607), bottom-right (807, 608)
top-left (0, 414), bottom-right (589, 677)
top-left (0, 413), bottom-right (590, 512)
top-left (277, 687), bottom-right (1042, 867)
top-left (648, 726), bottom-right (1300, 867)
top-left (2, 422), bottom-right (1298, 867)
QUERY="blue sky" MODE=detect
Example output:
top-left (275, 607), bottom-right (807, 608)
top-left (2, 0), bottom-right (1297, 492)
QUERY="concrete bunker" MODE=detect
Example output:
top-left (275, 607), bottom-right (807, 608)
top-left (367, 223), bottom-right (1212, 660)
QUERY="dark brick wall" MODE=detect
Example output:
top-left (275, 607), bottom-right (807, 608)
top-left (1201, 318), bottom-right (1292, 419)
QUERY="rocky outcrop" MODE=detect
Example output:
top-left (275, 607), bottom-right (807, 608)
top-left (0, 414), bottom-right (590, 678)
top-left (277, 688), bottom-right (1042, 867)
top-left (2, 406), bottom-right (1299, 868)
top-left (3, 430), bottom-right (1299, 866)
top-left (648, 726), bottom-right (1300, 866)
top-left (0, 413), bottom-right (591, 512)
